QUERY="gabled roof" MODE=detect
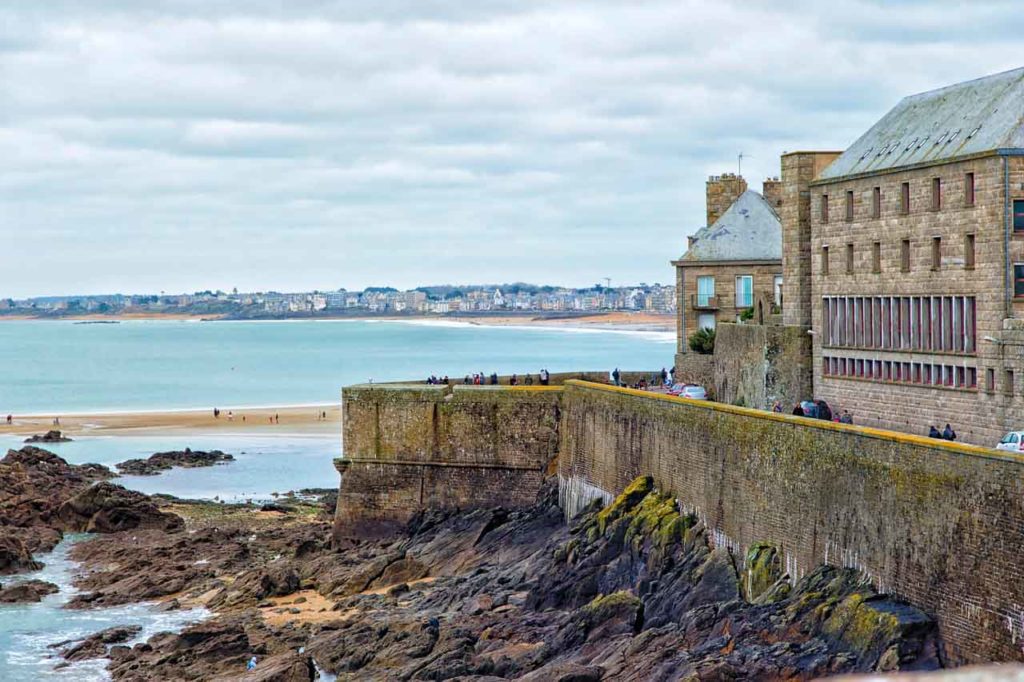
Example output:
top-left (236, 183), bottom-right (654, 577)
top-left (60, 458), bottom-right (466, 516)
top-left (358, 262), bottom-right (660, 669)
top-left (819, 66), bottom-right (1024, 181)
top-left (681, 190), bottom-right (781, 262)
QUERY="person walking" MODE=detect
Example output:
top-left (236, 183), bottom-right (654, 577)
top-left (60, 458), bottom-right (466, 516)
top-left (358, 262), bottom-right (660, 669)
top-left (612, 368), bottom-right (621, 387)
top-left (510, 374), bottom-right (518, 386)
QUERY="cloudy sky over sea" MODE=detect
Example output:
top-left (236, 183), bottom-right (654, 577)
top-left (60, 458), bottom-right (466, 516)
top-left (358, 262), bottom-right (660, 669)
top-left (3, 1), bottom-right (1023, 298)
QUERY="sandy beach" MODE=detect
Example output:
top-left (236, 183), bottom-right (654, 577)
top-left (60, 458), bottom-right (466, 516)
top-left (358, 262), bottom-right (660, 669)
top-left (0, 404), bottom-right (341, 438)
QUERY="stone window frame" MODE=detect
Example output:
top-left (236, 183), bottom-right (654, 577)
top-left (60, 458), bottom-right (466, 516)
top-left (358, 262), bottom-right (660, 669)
top-left (872, 241), bottom-right (882, 274)
top-left (931, 177), bottom-right (942, 211)
top-left (964, 172), bottom-right (975, 208)
top-left (964, 233), bottom-right (976, 270)
top-left (871, 186), bottom-right (881, 218)
top-left (821, 194), bottom-right (830, 223)
top-left (931, 236), bottom-right (942, 271)
top-left (900, 182), bottom-right (911, 214)
top-left (845, 243), bottom-right (854, 274)
top-left (845, 190), bottom-right (854, 221)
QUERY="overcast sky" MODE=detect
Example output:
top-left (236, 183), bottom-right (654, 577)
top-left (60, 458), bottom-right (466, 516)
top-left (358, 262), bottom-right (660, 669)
top-left (3, 1), bottom-right (1023, 298)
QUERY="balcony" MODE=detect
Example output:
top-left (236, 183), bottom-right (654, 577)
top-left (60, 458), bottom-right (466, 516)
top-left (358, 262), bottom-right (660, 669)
top-left (691, 294), bottom-right (719, 310)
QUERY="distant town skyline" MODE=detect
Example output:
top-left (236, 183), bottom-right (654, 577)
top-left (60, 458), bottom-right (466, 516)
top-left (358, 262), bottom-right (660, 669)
top-left (4, 1), bottom-right (1024, 298)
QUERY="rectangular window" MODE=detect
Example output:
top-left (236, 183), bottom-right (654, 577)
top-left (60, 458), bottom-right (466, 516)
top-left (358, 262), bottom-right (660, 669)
top-left (846, 243), bottom-right (854, 274)
top-left (1015, 200), bottom-right (1024, 232)
top-left (821, 194), bottom-right (829, 223)
top-left (931, 236), bottom-right (941, 270)
top-left (821, 246), bottom-right (830, 276)
top-left (965, 233), bottom-right (975, 269)
top-left (845, 190), bottom-right (854, 220)
top-left (1006, 370), bottom-right (1015, 396)
top-left (965, 172), bottom-right (975, 207)
top-left (872, 241), bottom-right (881, 273)
top-left (696, 276), bottom-right (715, 307)
top-left (901, 182), bottom-right (910, 214)
top-left (1015, 264), bottom-right (1024, 297)
top-left (965, 297), bottom-right (976, 353)
top-left (901, 239), bottom-right (910, 272)
top-left (986, 368), bottom-right (996, 393)
top-left (872, 187), bottom-right (881, 218)
top-left (968, 367), bottom-right (978, 388)
top-left (734, 275), bottom-right (753, 308)
top-left (773, 274), bottom-right (783, 305)
top-left (931, 177), bottom-right (941, 210)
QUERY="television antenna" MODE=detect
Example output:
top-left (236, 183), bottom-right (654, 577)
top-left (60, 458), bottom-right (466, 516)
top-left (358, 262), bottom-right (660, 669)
top-left (603, 277), bottom-right (612, 288)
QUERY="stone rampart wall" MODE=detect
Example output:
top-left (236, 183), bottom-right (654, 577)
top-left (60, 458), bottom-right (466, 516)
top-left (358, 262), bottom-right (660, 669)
top-left (557, 380), bottom-right (1024, 665)
top-left (334, 384), bottom-right (561, 539)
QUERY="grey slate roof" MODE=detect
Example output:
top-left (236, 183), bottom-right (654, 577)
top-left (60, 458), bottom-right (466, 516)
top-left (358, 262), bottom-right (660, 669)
top-left (819, 66), bottom-right (1024, 180)
top-left (681, 190), bottom-right (781, 262)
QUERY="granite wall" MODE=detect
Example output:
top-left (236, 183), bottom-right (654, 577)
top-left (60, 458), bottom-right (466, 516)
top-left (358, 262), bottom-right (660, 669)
top-left (557, 380), bottom-right (1024, 665)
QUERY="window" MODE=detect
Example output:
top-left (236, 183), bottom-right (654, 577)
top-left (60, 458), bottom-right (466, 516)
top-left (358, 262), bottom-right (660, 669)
top-left (846, 243), bottom-right (854, 274)
top-left (773, 274), bottom-right (783, 305)
top-left (697, 312), bottom-right (716, 331)
top-left (821, 246), bottom-right (830, 276)
top-left (845, 190), bottom-right (854, 220)
top-left (965, 172), bottom-right (975, 207)
top-left (696, 276), bottom-right (715, 307)
top-left (1014, 200), bottom-right (1024, 232)
top-left (1006, 370), bottom-right (1015, 396)
top-left (965, 234), bottom-right (975, 269)
top-left (986, 368), bottom-right (995, 394)
top-left (901, 239), bottom-right (911, 272)
top-left (1015, 264), bottom-right (1024, 297)
top-left (821, 194), bottom-right (829, 223)
top-left (931, 236), bottom-right (941, 270)
top-left (931, 177), bottom-right (941, 210)
top-left (900, 182), bottom-right (910, 214)
top-left (872, 241), bottom-right (881, 273)
top-left (872, 187), bottom-right (881, 218)
top-left (735, 275), bottom-right (753, 308)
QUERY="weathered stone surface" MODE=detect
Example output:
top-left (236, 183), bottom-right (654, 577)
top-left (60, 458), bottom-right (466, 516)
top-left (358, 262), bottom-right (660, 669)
top-left (24, 430), bottom-right (72, 443)
top-left (116, 448), bottom-right (234, 476)
top-left (53, 625), bottom-right (141, 661)
top-left (55, 482), bottom-right (184, 534)
top-left (0, 579), bottom-right (58, 602)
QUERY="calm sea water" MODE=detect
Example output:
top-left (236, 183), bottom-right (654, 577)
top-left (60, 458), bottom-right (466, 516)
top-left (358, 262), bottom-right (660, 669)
top-left (0, 319), bottom-right (673, 414)
top-left (0, 318), bottom-right (671, 680)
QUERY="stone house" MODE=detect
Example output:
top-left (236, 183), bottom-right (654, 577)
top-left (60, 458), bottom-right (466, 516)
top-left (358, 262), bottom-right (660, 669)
top-left (782, 65), bottom-right (1024, 445)
top-left (673, 177), bottom-right (784, 367)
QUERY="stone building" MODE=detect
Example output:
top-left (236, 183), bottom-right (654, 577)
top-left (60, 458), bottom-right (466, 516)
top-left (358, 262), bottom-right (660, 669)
top-left (782, 65), bottom-right (1024, 445)
top-left (673, 178), bottom-right (784, 367)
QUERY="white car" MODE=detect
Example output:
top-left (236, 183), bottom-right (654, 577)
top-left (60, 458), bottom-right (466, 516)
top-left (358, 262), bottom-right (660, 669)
top-left (671, 384), bottom-right (707, 400)
top-left (996, 431), bottom-right (1024, 453)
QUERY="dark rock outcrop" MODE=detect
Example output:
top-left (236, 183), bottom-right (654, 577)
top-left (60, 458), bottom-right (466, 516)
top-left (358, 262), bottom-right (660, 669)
top-left (0, 579), bottom-right (58, 602)
top-left (116, 448), bottom-right (234, 476)
top-left (0, 533), bottom-right (43, 575)
top-left (52, 625), bottom-right (142, 662)
top-left (55, 482), bottom-right (183, 534)
top-left (24, 430), bottom-right (72, 443)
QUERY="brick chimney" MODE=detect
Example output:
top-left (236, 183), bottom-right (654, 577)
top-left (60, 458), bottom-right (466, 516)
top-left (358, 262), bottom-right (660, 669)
top-left (762, 176), bottom-right (783, 209)
top-left (706, 173), bottom-right (747, 227)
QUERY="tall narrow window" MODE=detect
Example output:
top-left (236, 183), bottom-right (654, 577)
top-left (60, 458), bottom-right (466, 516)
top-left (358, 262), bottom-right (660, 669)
top-left (696, 276), bottom-right (715, 307)
top-left (931, 236), bottom-right (941, 270)
top-left (1014, 264), bottom-right (1024, 297)
top-left (1014, 200), bottom-right (1024, 232)
top-left (734, 275), bottom-right (753, 308)
top-left (821, 246), bottom-right (830, 276)
top-left (900, 182), bottom-right (910, 214)
top-left (845, 190), bottom-right (854, 220)
top-left (965, 233), bottom-right (975, 269)
top-left (901, 239), bottom-right (911, 272)
top-left (931, 177), bottom-right (941, 210)
top-left (872, 187), bottom-right (881, 218)
top-left (987, 368), bottom-right (996, 394)
top-left (965, 172), bottom-right (975, 207)
top-left (872, 241), bottom-right (881, 273)
top-left (821, 194), bottom-right (829, 223)
top-left (846, 243), bottom-right (854, 274)
top-left (1006, 370), bottom-right (1015, 397)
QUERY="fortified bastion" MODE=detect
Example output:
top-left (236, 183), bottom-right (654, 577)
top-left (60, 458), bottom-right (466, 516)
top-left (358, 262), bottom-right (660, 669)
top-left (333, 377), bottom-right (1024, 666)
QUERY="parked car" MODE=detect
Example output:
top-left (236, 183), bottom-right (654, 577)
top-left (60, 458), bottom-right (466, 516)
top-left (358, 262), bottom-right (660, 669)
top-left (996, 431), bottom-right (1024, 452)
top-left (669, 384), bottom-right (707, 400)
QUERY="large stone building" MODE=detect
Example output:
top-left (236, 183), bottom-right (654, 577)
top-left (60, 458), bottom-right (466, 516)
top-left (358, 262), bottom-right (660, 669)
top-left (673, 176), bottom-right (783, 366)
top-left (782, 66), bottom-right (1024, 445)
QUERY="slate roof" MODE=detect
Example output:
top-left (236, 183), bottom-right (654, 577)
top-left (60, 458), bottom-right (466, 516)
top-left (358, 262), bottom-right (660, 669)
top-left (819, 66), bottom-right (1024, 180)
top-left (681, 190), bottom-right (781, 262)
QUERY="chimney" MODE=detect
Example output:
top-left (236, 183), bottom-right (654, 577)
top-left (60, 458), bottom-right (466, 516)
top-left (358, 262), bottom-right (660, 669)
top-left (762, 176), bottom-right (783, 209)
top-left (706, 173), bottom-right (747, 227)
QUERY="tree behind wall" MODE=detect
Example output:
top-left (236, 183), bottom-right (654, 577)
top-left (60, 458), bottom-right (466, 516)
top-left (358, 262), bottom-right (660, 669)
top-left (688, 327), bottom-right (716, 354)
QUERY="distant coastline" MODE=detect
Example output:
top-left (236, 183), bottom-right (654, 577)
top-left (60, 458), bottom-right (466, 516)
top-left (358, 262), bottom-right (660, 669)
top-left (0, 310), bottom-right (675, 331)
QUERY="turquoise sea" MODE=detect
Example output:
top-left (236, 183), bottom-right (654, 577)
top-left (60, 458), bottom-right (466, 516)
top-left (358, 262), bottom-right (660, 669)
top-left (0, 318), bottom-right (672, 680)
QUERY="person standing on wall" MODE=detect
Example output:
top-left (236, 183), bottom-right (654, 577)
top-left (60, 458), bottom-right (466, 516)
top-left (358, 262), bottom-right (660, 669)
top-left (612, 368), bottom-right (621, 386)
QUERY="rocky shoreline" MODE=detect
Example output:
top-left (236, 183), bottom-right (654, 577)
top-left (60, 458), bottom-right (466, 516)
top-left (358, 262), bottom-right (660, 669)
top-left (0, 445), bottom-right (944, 679)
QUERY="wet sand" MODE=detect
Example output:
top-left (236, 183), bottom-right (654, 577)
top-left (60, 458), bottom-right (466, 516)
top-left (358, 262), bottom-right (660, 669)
top-left (0, 404), bottom-right (341, 438)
